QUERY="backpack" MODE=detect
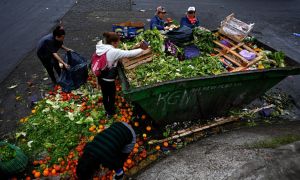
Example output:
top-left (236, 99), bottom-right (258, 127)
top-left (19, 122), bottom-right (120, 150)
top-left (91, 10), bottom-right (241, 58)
top-left (91, 52), bottom-right (108, 76)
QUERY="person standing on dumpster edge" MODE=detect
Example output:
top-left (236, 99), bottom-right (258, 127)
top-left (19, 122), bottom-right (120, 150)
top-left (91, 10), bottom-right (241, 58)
top-left (37, 25), bottom-right (73, 85)
top-left (76, 121), bottom-right (136, 180)
top-left (95, 32), bottom-right (148, 119)
top-left (150, 6), bottom-right (170, 30)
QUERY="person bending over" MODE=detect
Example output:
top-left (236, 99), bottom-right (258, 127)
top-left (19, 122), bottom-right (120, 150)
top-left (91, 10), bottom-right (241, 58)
top-left (76, 121), bottom-right (136, 180)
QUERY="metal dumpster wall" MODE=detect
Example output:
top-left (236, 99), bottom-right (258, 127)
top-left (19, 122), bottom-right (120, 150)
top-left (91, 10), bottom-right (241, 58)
top-left (119, 68), bottom-right (300, 125)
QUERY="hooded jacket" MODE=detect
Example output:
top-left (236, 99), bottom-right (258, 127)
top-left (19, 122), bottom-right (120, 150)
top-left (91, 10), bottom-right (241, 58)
top-left (96, 40), bottom-right (143, 68)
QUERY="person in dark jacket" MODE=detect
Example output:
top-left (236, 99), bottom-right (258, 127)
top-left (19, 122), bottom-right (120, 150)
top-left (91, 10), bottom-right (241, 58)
top-left (150, 6), bottom-right (169, 30)
top-left (180, 7), bottom-right (200, 29)
top-left (76, 122), bottom-right (136, 180)
top-left (37, 25), bottom-right (72, 85)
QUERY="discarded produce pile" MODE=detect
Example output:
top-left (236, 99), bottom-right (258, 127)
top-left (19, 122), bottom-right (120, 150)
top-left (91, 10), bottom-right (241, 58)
top-left (4, 74), bottom-right (229, 180)
top-left (120, 28), bottom-right (286, 88)
top-left (7, 75), bottom-right (153, 179)
top-left (2, 74), bottom-right (293, 179)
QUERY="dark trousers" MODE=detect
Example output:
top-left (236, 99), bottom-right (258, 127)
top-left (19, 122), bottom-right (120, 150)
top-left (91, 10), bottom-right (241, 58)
top-left (98, 78), bottom-right (116, 115)
top-left (76, 152), bottom-right (130, 180)
top-left (37, 54), bottom-right (61, 84)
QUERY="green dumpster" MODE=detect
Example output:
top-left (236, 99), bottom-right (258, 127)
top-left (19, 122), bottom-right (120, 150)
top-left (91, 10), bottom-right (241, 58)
top-left (118, 40), bottom-right (300, 125)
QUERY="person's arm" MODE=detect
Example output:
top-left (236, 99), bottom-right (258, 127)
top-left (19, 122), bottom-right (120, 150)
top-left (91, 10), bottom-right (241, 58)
top-left (111, 48), bottom-right (144, 60)
top-left (53, 53), bottom-right (70, 69)
top-left (44, 40), bottom-right (70, 69)
top-left (151, 17), bottom-right (165, 30)
top-left (61, 45), bottom-right (73, 52)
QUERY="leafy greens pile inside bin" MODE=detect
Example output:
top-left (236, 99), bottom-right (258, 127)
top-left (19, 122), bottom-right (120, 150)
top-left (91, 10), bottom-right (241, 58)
top-left (121, 28), bottom-right (286, 88)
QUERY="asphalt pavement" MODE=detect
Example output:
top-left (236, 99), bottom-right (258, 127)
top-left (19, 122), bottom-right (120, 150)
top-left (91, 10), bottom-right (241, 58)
top-left (133, 0), bottom-right (300, 61)
top-left (0, 0), bottom-right (75, 83)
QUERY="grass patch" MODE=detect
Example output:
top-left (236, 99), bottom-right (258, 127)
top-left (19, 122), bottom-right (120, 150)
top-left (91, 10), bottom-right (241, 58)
top-left (248, 134), bottom-right (300, 149)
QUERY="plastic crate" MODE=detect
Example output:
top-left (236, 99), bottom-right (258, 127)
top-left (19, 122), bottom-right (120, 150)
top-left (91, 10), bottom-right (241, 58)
top-left (219, 14), bottom-right (254, 42)
top-left (112, 21), bottom-right (145, 39)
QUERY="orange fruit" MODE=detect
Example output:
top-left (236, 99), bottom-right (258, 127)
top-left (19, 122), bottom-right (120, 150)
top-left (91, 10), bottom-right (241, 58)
top-left (89, 136), bottom-right (95, 141)
top-left (133, 148), bottom-right (139, 153)
top-left (31, 109), bottom-right (36, 114)
top-left (155, 145), bottom-right (161, 151)
top-left (99, 125), bottom-right (104, 130)
top-left (89, 125), bottom-right (96, 132)
top-left (141, 115), bottom-right (146, 120)
top-left (163, 142), bottom-right (169, 147)
top-left (51, 169), bottom-right (56, 175)
top-left (146, 126), bottom-right (152, 132)
top-left (134, 122), bottom-right (139, 127)
top-left (34, 171), bottom-right (41, 178)
top-left (61, 160), bottom-right (65, 166)
top-left (43, 169), bottom-right (49, 177)
top-left (126, 159), bottom-right (132, 164)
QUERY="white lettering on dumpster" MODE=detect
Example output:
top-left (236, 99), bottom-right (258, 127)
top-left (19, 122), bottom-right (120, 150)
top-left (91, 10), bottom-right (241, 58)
top-left (156, 82), bottom-right (242, 111)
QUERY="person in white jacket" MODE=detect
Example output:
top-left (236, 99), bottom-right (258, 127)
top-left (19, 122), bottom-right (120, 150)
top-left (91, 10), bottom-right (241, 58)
top-left (96, 32), bottom-right (148, 118)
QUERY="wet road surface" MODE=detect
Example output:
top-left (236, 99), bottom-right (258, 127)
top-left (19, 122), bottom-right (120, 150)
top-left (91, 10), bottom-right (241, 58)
top-left (0, 0), bottom-right (75, 83)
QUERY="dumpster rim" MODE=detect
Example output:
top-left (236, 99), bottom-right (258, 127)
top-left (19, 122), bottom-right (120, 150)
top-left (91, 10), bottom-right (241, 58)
top-left (119, 66), bottom-right (300, 94)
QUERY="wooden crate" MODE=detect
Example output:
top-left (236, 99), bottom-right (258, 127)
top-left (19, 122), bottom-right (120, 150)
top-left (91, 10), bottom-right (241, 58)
top-left (213, 34), bottom-right (263, 72)
top-left (121, 49), bottom-right (153, 70)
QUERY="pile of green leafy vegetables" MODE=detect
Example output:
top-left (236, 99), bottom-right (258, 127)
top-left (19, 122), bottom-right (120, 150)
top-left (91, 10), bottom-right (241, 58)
top-left (260, 51), bottom-right (286, 68)
top-left (193, 28), bottom-right (217, 54)
top-left (121, 28), bottom-right (287, 88)
top-left (0, 143), bottom-right (16, 162)
top-left (120, 29), bottom-right (165, 54)
top-left (126, 55), bottom-right (226, 87)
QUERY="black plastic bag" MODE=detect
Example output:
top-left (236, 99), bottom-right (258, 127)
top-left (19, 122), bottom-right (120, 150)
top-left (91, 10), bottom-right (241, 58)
top-left (58, 51), bottom-right (88, 92)
top-left (166, 26), bottom-right (193, 46)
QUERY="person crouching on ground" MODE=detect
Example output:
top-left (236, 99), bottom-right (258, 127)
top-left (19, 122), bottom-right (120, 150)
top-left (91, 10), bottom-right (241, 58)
top-left (150, 6), bottom-right (170, 30)
top-left (180, 7), bottom-right (200, 29)
top-left (76, 121), bottom-right (136, 180)
top-left (95, 32), bottom-right (148, 118)
top-left (37, 25), bottom-right (73, 85)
